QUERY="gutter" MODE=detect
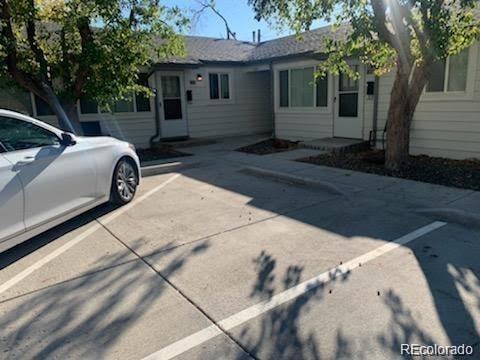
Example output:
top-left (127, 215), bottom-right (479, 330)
top-left (146, 68), bottom-right (162, 146)
top-left (269, 61), bottom-right (276, 138)
top-left (372, 76), bottom-right (380, 147)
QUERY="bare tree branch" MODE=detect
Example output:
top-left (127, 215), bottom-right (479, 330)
top-left (194, 1), bottom-right (236, 39)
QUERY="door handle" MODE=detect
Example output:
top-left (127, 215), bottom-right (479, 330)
top-left (15, 156), bottom-right (35, 167)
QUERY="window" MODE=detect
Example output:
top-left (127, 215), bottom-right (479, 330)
top-left (316, 76), bottom-right (328, 107)
top-left (338, 67), bottom-right (359, 117)
top-left (80, 98), bottom-right (98, 114)
top-left (279, 70), bottom-right (289, 107)
top-left (34, 95), bottom-right (54, 116)
top-left (279, 67), bottom-right (329, 108)
top-left (0, 116), bottom-right (59, 151)
top-left (209, 73), bottom-right (230, 100)
top-left (136, 73), bottom-right (152, 112)
top-left (426, 49), bottom-right (469, 93)
top-left (161, 75), bottom-right (182, 120)
top-left (291, 67), bottom-right (314, 107)
top-left (114, 98), bottom-right (134, 113)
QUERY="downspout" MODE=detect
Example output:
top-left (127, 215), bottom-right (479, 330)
top-left (372, 75), bottom-right (380, 148)
top-left (270, 61), bottom-right (276, 138)
top-left (149, 72), bottom-right (162, 147)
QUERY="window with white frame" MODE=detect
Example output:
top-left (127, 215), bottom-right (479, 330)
top-left (426, 49), bottom-right (469, 93)
top-left (209, 73), bottom-right (230, 100)
top-left (279, 67), bottom-right (328, 108)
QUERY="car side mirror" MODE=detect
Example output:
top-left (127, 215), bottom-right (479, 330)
top-left (60, 133), bottom-right (76, 147)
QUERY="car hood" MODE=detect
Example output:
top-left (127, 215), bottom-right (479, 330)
top-left (77, 136), bottom-right (127, 147)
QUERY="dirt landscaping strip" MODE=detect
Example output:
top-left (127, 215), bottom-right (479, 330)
top-left (298, 149), bottom-right (480, 191)
top-left (137, 144), bottom-right (191, 164)
top-left (240, 166), bottom-right (345, 196)
top-left (236, 138), bottom-right (299, 155)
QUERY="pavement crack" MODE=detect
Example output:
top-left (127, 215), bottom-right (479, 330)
top-left (96, 219), bottom-right (258, 360)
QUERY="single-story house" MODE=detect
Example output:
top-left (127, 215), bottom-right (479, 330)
top-left (1, 25), bottom-right (479, 160)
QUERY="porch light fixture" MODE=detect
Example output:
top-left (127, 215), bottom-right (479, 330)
top-left (196, 73), bottom-right (203, 81)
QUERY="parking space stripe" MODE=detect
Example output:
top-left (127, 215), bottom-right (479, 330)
top-left (142, 221), bottom-right (447, 360)
top-left (0, 174), bottom-right (181, 296)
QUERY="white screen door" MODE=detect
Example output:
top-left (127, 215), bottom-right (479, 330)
top-left (333, 64), bottom-right (364, 139)
top-left (158, 71), bottom-right (187, 138)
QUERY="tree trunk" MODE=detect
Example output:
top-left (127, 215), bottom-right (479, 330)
top-left (385, 69), bottom-right (410, 171)
top-left (41, 83), bottom-right (83, 135)
top-left (385, 62), bottom-right (429, 171)
top-left (61, 100), bottom-right (83, 135)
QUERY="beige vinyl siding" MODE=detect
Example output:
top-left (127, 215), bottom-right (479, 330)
top-left (0, 86), bottom-right (156, 149)
top-left (183, 67), bottom-right (272, 138)
top-left (377, 42), bottom-right (480, 159)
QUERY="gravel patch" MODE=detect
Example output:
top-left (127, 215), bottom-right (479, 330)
top-left (236, 138), bottom-right (299, 155)
top-left (298, 150), bottom-right (480, 191)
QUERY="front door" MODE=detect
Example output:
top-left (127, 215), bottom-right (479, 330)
top-left (333, 64), bottom-right (364, 139)
top-left (157, 72), bottom-right (188, 138)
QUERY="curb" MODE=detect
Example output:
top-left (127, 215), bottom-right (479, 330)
top-left (141, 161), bottom-right (201, 177)
top-left (240, 166), bottom-right (345, 196)
top-left (416, 208), bottom-right (480, 228)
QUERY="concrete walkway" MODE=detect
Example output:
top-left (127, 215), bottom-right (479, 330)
top-left (176, 134), bottom-right (480, 222)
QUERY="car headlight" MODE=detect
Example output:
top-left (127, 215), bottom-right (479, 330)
top-left (128, 143), bottom-right (136, 153)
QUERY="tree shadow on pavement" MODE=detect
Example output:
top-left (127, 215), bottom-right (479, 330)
top-left (180, 165), bottom-right (480, 357)
top-left (228, 249), bottom-right (479, 360)
top-left (0, 236), bottom-right (210, 359)
top-left (0, 203), bottom-right (120, 270)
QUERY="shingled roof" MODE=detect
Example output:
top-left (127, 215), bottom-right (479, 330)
top-left (158, 24), bottom-right (348, 65)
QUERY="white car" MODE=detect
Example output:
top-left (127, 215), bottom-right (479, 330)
top-left (0, 109), bottom-right (140, 253)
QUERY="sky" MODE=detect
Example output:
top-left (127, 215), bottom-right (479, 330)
top-left (164, 0), bottom-right (327, 42)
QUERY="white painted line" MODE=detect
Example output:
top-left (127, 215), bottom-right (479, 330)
top-left (142, 221), bottom-right (447, 360)
top-left (0, 174), bottom-right (181, 295)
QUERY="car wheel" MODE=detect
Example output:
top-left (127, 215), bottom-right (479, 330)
top-left (111, 158), bottom-right (138, 205)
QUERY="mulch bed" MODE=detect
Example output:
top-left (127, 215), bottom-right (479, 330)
top-left (298, 149), bottom-right (480, 191)
top-left (137, 144), bottom-right (191, 164)
top-left (237, 138), bottom-right (299, 155)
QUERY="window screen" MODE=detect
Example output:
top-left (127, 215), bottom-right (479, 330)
top-left (448, 49), bottom-right (469, 92)
top-left (279, 70), bottom-right (289, 107)
top-left (291, 67), bottom-right (314, 107)
top-left (220, 74), bottom-right (230, 99)
top-left (114, 98), bottom-right (134, 113)
top-left (34, 95), bottom-right (54, 116)
top-left (426, 59), bottom-right (447, 92)
top-left (80, 98), bottom-right (98, 114)
top-left (316, 76), bottom-right (328, 107)
top-left (136, 73), bottom-right (152, 112)
top-left (209, 74), bottom-right (219, 99)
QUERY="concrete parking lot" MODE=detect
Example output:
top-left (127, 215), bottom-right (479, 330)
top-left (1, 137), bottom-right (479, 359)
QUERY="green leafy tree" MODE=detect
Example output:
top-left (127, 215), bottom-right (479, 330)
top-left (249, 0), bottom-right (480, 170)
top-left (0, 0), bottom-right (188, 134)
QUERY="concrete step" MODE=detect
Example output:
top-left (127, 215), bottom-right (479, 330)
top-left (300, 137), bottom-right (370, 154)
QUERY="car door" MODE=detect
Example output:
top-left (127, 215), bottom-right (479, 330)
top-left (0, 116), bottom-right (98, 230)
top-left (0, 150), bottom-right (25, 244)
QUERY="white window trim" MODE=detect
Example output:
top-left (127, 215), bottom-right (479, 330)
top-left (423, 42), bottom-right (478, 102)
top-left (207, 71), bottom-right (234, 104)
top-left (275, 62), bottom-right (332, 114)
